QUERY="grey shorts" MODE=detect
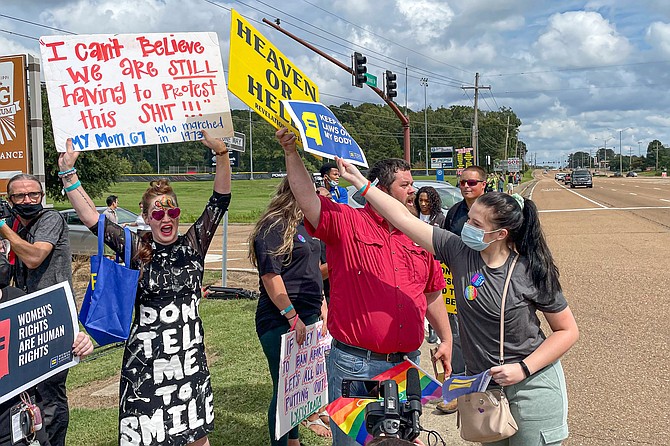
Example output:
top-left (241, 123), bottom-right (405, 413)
top-left (485, 360), bottom-right (569, 446)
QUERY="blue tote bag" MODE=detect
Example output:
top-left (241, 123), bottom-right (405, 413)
top-left (79, 214), bottom-right (139, 346)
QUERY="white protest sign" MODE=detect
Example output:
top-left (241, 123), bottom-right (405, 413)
top-left (39, 32), bottom-right (234, 151)
top-left (275, 321), bottom-right (331, 439)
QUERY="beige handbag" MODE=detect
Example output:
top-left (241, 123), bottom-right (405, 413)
top-left (457, 255), bottom-right (519, 443)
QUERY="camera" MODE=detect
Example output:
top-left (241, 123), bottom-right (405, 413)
top-left (0, 197), bottom-right (12, 219)
top-left (342, 368), bottom-right (423, 441)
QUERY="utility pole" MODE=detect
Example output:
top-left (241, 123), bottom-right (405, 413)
top-left (656, 141), bottom-right (660, 173)
top-left (421, 78), bottom-right (428, 175)
top-left (503, 114), bottom-right (510, 162)
top-left (462, 73), bottom-right (490, 166)
top-left (249, 107), bottom-right (254, 180)
top-left (264, 19), bottom-right (411, 162)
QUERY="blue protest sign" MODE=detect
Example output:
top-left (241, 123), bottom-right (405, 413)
top-left (282, 100), bottom-right (368, 167)
top-left (0, 281), bottom-right (80, 404)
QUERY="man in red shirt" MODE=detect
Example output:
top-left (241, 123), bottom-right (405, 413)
top-left (276, 128), bottom-right (452, 446)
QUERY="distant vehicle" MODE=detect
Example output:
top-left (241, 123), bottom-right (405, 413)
top-left (563, 173), bottom-right (571, 184)
top-left (555, 173), bottom-right (565, 181)
top-left (346, 180), bottom-right (463, 214)
top-left (613, 172), bottom-right (623, 178)
top-left (61, 206), bottom-right (139, 255)
top-left (570, 169), bottom-right (593, 188)
top-left (626, 171), bottom-right (638, 177)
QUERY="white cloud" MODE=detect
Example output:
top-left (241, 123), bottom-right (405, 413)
top-left (534, 11), bottom-right (631, 66)
top-left (645, 22), bottom-right (670, 56)
top-left (395, 0), bottom-right (455, 45)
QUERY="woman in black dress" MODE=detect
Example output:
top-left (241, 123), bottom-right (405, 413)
top-left (249, 178), bottom-right (328, 446)
top-left (58, 130), bottom-right (231, 446)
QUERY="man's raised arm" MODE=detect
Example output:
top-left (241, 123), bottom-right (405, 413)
top-left (276, 128), bottom-right (321, 228)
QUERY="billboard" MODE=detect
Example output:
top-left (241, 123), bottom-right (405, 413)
top-left (430, 146), bottom-right (453, 168)
top-left (0, 55), bottom-right (30, 194)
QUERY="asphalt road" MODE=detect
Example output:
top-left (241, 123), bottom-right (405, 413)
top-left (210, 172), bottom-right (670, 445)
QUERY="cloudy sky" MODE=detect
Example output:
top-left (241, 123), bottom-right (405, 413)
top-left (3, 0), bottom-right (670, 163)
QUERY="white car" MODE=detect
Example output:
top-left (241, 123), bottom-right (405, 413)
top-left (346, 180), bottom-right (463, 214)
top-left (61, 207), bottom-right (139, 255)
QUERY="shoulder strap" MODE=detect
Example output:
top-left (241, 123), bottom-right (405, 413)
top-left (498, 254), bottom-right (519, 365)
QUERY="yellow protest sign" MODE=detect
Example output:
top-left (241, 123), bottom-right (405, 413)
top-left (442, 263), bottom-right (457, 314)
top-left (228, 9), bottom-right (319, 139)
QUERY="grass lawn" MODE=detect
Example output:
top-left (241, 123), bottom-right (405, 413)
top-left (67, 299), bottom-right (331, 446)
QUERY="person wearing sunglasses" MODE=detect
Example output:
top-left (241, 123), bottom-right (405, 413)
top-left (337, 158), bottom-right (579, 446)
top-left (0, 173), bottom-right (95, 446)
top-left (57, 130), bottom-right (231, 446)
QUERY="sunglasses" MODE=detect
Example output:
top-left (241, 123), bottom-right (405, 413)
top-left (459, 179), bottom-right (485, 187)
top-left (151, 207), bottom-right (181, 220)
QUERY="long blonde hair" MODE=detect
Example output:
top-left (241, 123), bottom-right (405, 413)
top-left (248, 178), bottom-right (304, 268)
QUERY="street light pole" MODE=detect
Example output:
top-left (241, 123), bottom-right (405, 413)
top-left (656, 141), bottom-right (660, 173)
top-left (420, 78), bottom-right (428, 176)
top-left (249, 107), bottom-right (254, 180)
top-left (619, 130), bottom-right (623, 174)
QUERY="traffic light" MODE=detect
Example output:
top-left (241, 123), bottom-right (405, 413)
top-left (385, 70), bottom-right (397, 100)
top-left (353, 52), bottom-right (367, 88)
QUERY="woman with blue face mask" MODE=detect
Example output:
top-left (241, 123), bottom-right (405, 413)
top-left (336, 159), bottom-right (579, 446)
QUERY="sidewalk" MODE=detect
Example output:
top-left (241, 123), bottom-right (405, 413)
top-left (416, 339), bottom-right (471, 446)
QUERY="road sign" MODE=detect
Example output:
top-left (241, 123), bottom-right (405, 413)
top-left (365, 73), bottom-right (377, 88)
top-left (223, 131), bottom-right (246, 152)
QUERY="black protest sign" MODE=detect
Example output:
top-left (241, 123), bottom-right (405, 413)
top-left (0, 281), bottom-right (79, 404)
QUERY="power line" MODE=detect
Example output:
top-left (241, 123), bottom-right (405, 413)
top-left (298, 0), bottom-right (473, 78)
top-left (0, 13), bottom-right (76, 34)
top-left (0, 28), bottom-right (39, 41)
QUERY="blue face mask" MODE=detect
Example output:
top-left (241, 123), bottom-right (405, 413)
top-left (461, 222), bottom-right (501, 251)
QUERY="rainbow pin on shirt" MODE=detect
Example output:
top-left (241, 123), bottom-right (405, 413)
top-left (297, 234), bottom-right (306, 243)
top-left (465, 285), bottom-right (478, 301)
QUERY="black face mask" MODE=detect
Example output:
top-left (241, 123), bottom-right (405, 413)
top-left (12, 203), bottom-right (43, 220)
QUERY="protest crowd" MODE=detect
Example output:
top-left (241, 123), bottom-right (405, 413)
top-left (0, 15), bottom-right (578, 446)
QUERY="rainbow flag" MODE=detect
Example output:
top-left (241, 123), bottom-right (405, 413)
top-left (325, 360), bottom-right (442, 445)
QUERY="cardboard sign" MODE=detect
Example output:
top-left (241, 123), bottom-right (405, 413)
top-left (283, 100), bottom-right (368, 167)
top-left (275, 321), bottom-right (331, 439)
top-left (0, 55), bottom-right (30, 193)
top-left (39, 32), bottom-right (234, 151)
top-left (441, 263), bottom-right (456, 314)
top-left (0, 282), bottom-right (80, 404)
top-left (228, 9), bottom-right (318, 142)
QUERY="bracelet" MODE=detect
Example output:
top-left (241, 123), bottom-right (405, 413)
top-left (0, 219), bottom-right (6, 229)
top-left (361, 181), bottom-right (374, 197)
top-left (290, 314), bottom-right (300, 331)
top-left (213, 148), bottom-right (229, 156)
top-left (280, 303), bottom-right (294, 316)
top-left (358, 181), bottom-right (370, 195)
top-left (519, 360), bottom-right (531, 378)
top-left (58, 167), bottom-right (76, 177)
top-left (64, 180), bottom-right (81, 193)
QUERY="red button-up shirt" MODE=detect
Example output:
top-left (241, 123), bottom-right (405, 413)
top-left (306, 196), bottom-right (445, 353)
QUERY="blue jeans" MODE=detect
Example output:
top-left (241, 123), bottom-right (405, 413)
top-left (327, 343), bottom-right (421, 446)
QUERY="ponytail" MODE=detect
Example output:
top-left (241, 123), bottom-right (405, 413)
top-left (477, 192), bottom-right (561, 297)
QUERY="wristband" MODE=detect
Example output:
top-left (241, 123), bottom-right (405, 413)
top-left (519, 360), bottom-right (531, 378)
top-left (0, 219), bottom-right (5, 229)
top-left (280, 303), bottom-right (294, 316)
top-left (358, 181), bottom-right (370, 195)
top-left (361, 181), bottom-right (374, 197)
top-left (58, 167), bottom-right (76, 177)
top-left (290, 315), bottom-right (300, 331)
top-left (64, 180), bottom-right (81, 193)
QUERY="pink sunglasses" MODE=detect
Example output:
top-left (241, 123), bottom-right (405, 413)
top-left (151, 207), bottom-right (181, 220)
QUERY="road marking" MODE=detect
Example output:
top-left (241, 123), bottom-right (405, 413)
top-left (540, 206), bottom-right (670, 213)
top-left (528, 181), bottom-right (539, 200)
top-left (654, 188), bottom-right (661, 190)
top-left (554, 180), bottom-right (607, 208)
top-left (611, 189), bottom-right (617, 191)
top-left (661, 199), bottom-right (670, 203)
top-left (630, 193), bottom-right (637, 195)
top-left (635, 185), bottom-right (640, 188)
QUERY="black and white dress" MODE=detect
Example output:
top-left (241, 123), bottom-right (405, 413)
top-left (98, 192), bottom-right (230, 446)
